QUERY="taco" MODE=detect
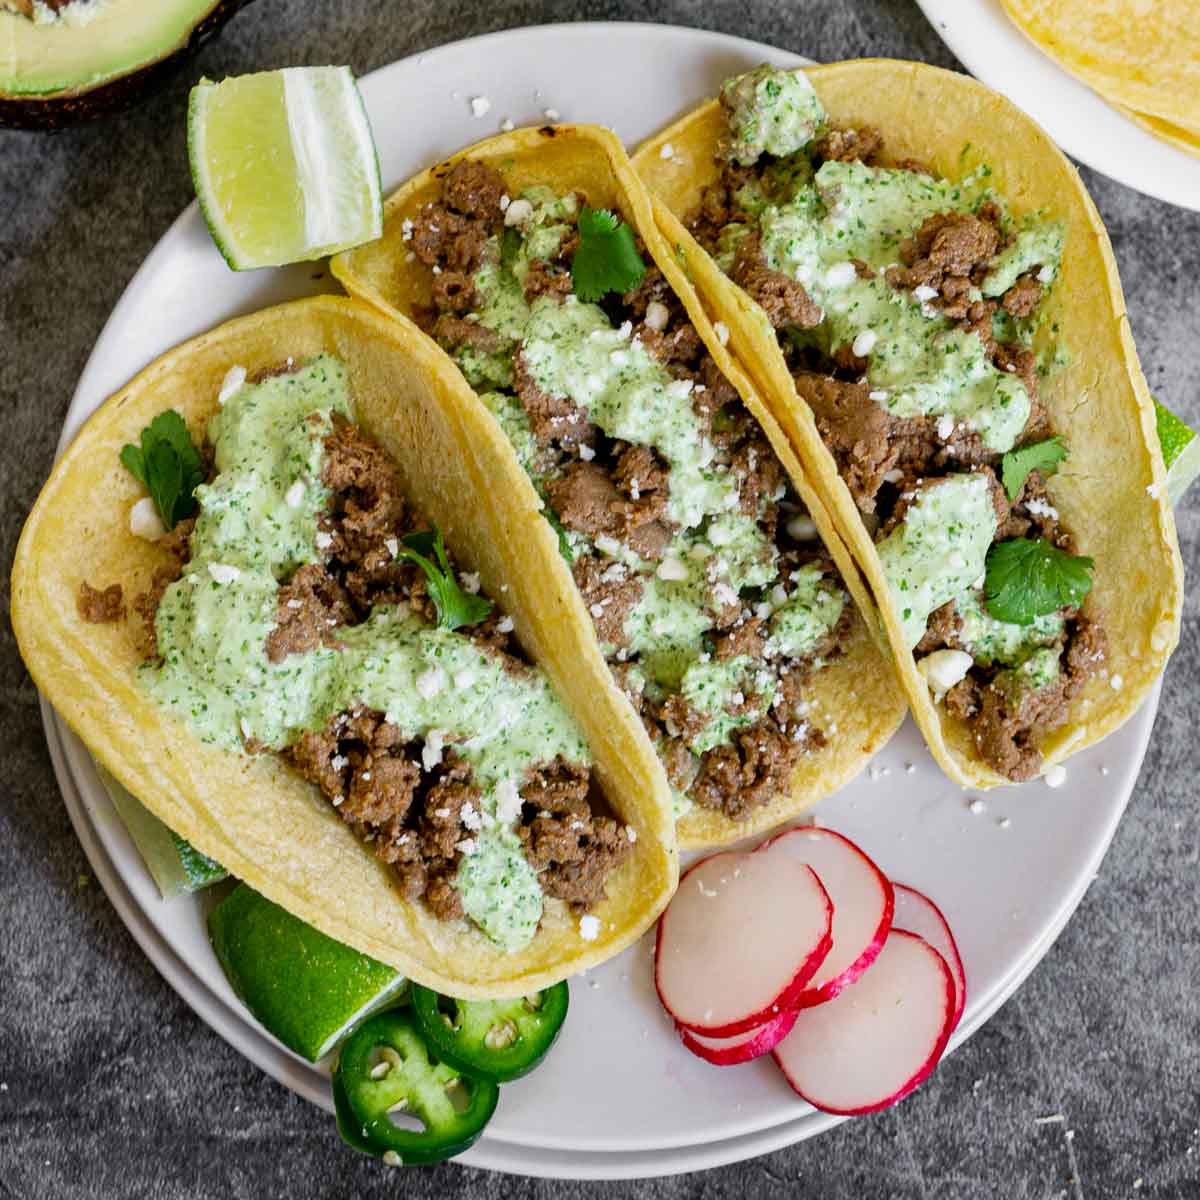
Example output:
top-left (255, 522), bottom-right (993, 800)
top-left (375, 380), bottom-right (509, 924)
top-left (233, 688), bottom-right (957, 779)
top-left (632, 60), bottom-right (1184, 787)
top-left (11, 295), bottom-right (678, 997)
top-left (332, 124), bottom-right (906, 847)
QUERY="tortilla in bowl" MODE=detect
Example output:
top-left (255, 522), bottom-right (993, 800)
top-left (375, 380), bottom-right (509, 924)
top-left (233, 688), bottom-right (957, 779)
top-left (633, 59), bottom-right (1183, 789)
top-left (11, 294), bottom-right (678, 998)
top-left (332, 123), bottom-right (907, 849)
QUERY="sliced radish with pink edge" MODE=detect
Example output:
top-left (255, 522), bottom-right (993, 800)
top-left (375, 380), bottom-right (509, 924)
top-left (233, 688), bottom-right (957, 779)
top-left (679, 1007), bottom-right (800, 1067)
top-left (761, 825), bottom-right (894, 1007)
top-left (892, 883), bottom-right (967, 1029)
top-left (655, 849), bottom-right (832, 1038)
top-left (773, 929), bottom-right (955, 1116)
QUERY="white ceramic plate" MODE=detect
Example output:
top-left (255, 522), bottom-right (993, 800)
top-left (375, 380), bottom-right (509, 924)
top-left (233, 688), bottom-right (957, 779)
top-left (915, 0), bottom-right (1200, 212)
top-left (42, 22), bottom-right (1160, 1178)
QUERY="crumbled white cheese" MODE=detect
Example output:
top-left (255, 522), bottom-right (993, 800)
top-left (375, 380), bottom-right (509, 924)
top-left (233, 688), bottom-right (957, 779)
top-left (461, 803), bottom-right (483, 832)
top-left (656, 556), bottom-right (689, 582)
top-left (385, 537), bottom-right (399, 557)
top-left (504, 197), bottom-right (533, 227)
top-left (659, 142), bottom-right (675, 160)
top-left (1110, 673), bottom-right (1124, 690)
top-left (712, 582), bottom-right (739, 608)
top-left (500, 117), bottom-right (515, 132)
top-left (284, 480), bottom-right (306, 509)
top-left (851, 329), bottom-right (878, 357)
top-left (456, 838), bottom-right (477, 856)
top-left (217, 365), bottom-right (246, 407)
top-left (453, 669), bottom-right (475, 690)
top-left (578, 914), bottom-right (600, 941)
top-left (644, 300), bottom-right (670, 331)
top-left (496, 615), bottom-right (514, 634)
top-left (494, 777), bottom-right (522, 826)
top-left (1044, 764), bottom-right (1067, 789)
top-left (578, 443), bottom-right (596, 461)
top-left (460, 571), bottom-right (481, 595)
top-left (469, 95), bottom-right (491, 118)
top-left (626, 826), bottom-right (637, 843)
top-left (936, 413), bottom-right (955, 441)
top-left (416, 669), bottom-right (444, 699)
top-left (207, 562), bottom-right (241, 586)
top-left (869, 389), bottom-right (890, 401)
top-left (544, 108), bottom-right (561, 121)
top-left (422, 729), bottom-right (446, 772)
top-left (913, 284), bottom-right (938, 302)
top-left (825, 261), bottom-right (857, 289)
top-left (401, 218), bottom-right (414, 241)
top-left (1025, 498), bottom-right (1059, 520)
top-left (968, 797), bottom-right (986, 816)
top-left (786, 515), bottom-right (818, 541)
top-left (713, 321), bottom-right (730, 346)
top-left (331, 754), bottom-right (348, 772)
top-left (917, 648), bottom-right (973, 698)
top-left (129, 497), bottom-right (165, 542)
top-left (1036, 264), bottom-right (1054, 284)
top-left (315, 531), bottom-right (334, 550)
top-left (286, 599), bottom-right (302, 610)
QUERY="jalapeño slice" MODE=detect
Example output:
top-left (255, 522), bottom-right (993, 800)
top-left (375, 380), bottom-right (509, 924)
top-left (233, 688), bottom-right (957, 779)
top-left (332, 1009), bottom-right (498, 1165)
top-left (410, 981), bottom-right (569, 1083)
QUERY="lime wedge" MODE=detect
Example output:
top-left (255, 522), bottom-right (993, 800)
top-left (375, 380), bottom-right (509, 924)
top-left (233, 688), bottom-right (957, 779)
top-left (208, 885), bottom-right (405, 1062)
top-left (188, 66), bottom-right (383, 271)
top-left (1155, 399), bottom-right (1200, 507)
top-left (98, 767), bottom-right (226, 898)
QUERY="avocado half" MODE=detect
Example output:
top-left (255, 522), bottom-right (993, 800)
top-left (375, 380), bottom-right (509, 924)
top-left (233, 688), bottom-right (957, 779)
top-left (0, 0), bottom-right (256, 130)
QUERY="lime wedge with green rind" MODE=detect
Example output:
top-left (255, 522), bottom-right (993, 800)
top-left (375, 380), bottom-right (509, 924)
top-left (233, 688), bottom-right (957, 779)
top-left (98, 767), bottom-right (226, 898)
top-left (188, 66), bottom-right (383, 271)
top-left (208, 884), bottom-right (405, 1062)
top-left (1155, 399), bottom-right (1200, 506)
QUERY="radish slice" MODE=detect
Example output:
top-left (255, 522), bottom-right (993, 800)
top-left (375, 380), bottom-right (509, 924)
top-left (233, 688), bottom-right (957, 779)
top-left (679, 1007), bottom-right (800, 1067)
top-left (773, 929), bottom-right (955, 1115)
top-left (655, 850), bottom-right (832, 1037)
top-left (892, 883), bottom-right (967, 1029)
top-left (761, 826), bottom-right (894, 1007)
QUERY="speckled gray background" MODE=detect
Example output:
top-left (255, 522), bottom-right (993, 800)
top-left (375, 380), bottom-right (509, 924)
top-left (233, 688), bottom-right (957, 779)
top-left (1, 2), bottom-right (1197, 1197)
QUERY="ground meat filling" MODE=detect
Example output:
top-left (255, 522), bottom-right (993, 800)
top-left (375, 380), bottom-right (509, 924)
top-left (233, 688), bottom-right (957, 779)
top-left (692, 120), bottom-right (1105, 780)
top-left (77, 581), bottom-right (125, 624)
top-left (118, 384), bottom-right (624, 926)
top-left (411, 161), bottom-right (853, 820)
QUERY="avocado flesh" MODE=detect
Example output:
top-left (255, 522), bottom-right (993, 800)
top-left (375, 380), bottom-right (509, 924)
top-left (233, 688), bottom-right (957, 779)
top-left (1, 0), bottom-right (235, 96)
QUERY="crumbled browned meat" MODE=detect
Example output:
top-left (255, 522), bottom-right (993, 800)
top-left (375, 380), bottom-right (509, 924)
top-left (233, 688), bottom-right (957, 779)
top-left (572, 555), bottom-right (642, 646)
top-left (612, 442), bottom-right (668, 504)
top-left (793, 371), bottom-right (901, 512)
top-left (733, 436), bottom-right (787, 517)
top-left (130, 515), bottom-right (198, 658)
top-left (431, 270), bottom-right (477, 313)
top-left (994, 341), bottom-right (1040, 412)
top-left (1002, 272), bottom-right (1043, 318)
top-left (814, 125), bottom-right (882, 164)
top-left (622, 266), bottom-right (674, 317)
top-left (546, 461), bottom-right (623, 538)
top-left (659, 695), bottom-right (711, 744)
top-left (77, 581), bottom-right (124, 624)
top-left (265, 564), bottom-right (354, 661)
top-left (915, 600), bottom-right (964, 655)
top-left (715, 618), bottom-right (766, 661)
top-left (322, 413), bottom-right (408, 562)
top-left (731, 234), bottom-right (823, 330)
top-left (661, 738), bottom-right (700, 794)
top-left (689, 163), bottom-right (756, 245)
top-left (691, 714), bottom-right (819, 819)
top-left (522, 257), bottom-right (574, 303)
top-left (431, 313), bottom-right (503, 355)
top-left (442, 159), bottom-right (507, 220)
top-left (638, 320), bottom-right (705, 371)
top-left (887, 210), bottom-right (1001, 318)
top-left (996, 471), bottom-right (1077, 552)
top-left (410, 205), bottom-right (489, 272)
top-left (519, 758), bottom-right (629, 908)
top-left (514, 352), bottom-right (594, 447)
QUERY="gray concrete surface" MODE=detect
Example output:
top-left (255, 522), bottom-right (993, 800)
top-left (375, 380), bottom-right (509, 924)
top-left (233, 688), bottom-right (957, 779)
top-left (1, 2), bottom-right (1196, 1197)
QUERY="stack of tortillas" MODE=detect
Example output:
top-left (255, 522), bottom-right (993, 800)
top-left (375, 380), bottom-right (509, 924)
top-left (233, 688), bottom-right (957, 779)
top-left (1002, 0), bottom-right (1200, 159)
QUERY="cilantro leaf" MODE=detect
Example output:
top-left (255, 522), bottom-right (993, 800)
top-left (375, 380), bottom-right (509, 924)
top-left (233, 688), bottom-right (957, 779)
top-left (984, 537), bottom-right (1094, 625)
top-left (570, 206), bottom-right (646, 302)
top-left (543, 508), bottom-right (575, 564)
top-left (120, 410), bottom-right (205, 530)
top-left (1000, 436), bottom-right (1068, 501)
top-left (394, 526), bottom-right (494, 631)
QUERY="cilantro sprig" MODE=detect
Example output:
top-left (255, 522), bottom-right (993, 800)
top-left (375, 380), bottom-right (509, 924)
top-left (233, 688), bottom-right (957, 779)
top-left (120, 410), bottom-right (205, 530)
top-left (1000, 436), bottom-right (1068, 501)
top-left (570, 206), bottom-right (647, 302)
top-left (984, 537), bottom-right (1094, 625)
top-left (394, 527), bottom-right (494, 631)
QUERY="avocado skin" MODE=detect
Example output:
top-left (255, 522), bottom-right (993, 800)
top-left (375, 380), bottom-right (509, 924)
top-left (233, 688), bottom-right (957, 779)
top-left (0, 0), bottom-right (257, 131)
